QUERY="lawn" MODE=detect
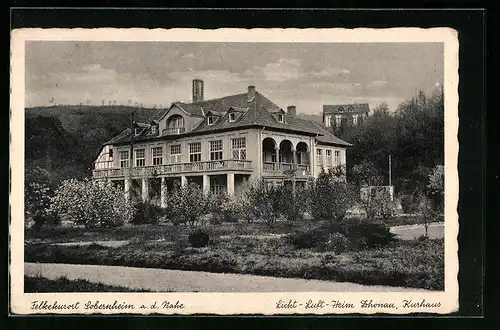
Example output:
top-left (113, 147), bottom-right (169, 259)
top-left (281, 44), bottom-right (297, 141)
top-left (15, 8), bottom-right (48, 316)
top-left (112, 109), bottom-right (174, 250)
top-left (25, 231), bottom-right (444, 290)
top-left (25, 214), bottom-right (442, 244)
top-left (24, 276), bottom-right (150, 292)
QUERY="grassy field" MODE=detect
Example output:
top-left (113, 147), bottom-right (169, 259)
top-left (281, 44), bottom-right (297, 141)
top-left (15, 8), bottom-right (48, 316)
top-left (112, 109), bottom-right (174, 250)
top-left (25, 234), bottom-right (444, 290)
top-left (24, 276), bottom-right (150, 292)
top-left (25, 214), bottom-right (442, 244)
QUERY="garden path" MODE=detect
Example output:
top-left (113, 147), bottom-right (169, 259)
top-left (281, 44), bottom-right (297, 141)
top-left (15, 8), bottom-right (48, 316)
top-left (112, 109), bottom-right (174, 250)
top-left (25, 262), bottom-right (429, 292)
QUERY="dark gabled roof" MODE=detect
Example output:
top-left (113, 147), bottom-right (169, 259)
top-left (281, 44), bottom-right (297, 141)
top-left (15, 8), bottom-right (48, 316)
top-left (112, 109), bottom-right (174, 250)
top-left (171, 92), bottom-right (281, 118)
top-left (105, 128), bottom-right (133, 145)
top-left (301, 120), bottom-right (352, 147)
top-left (190, 92), bottom-right (320, 135)
top-left (323, 103), bottom-right (370, 114)
top-left (104, 90), bottom-right (351, 147)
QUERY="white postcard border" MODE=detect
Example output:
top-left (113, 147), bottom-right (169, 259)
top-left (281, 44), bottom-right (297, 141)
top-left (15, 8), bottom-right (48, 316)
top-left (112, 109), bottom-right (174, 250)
top-left (10, 27), bottom-right (459, 315)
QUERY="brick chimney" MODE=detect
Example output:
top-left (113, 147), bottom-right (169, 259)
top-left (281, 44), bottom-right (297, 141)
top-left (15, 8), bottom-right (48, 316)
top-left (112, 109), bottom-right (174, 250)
top-left (247, 85), bottom-right (256, 102)
top-left (192, 79), bottom-right (204, 103)
top-left (287, 105), bottom-right (296, 117)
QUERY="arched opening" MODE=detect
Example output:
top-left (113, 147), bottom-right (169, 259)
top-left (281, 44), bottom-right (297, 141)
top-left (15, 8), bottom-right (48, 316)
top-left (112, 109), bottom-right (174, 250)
top-left (296, 142), bottom-right (310, 169)
top-left (165, 115), bottom-right (185, 135)
top-left (279, 140), bottom-right (294, 170)
top-left (262, 137), bottom-right (277, 171)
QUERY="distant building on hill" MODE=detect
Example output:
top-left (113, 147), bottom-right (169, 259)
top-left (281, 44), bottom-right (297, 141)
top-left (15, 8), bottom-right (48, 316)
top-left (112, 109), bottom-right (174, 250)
top-left (323, 103), bottom-right (370, 129)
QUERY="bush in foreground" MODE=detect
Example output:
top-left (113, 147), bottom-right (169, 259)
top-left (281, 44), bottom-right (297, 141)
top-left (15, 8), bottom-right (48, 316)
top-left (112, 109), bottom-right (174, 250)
top-left (188, 229), bottom-right (210, 248)
top-left (131, 202), bottom-right (164, 225)
top-left (289, 218), bottom-right (395, 251)
top-left (49, 178), bottom-right (135, 228)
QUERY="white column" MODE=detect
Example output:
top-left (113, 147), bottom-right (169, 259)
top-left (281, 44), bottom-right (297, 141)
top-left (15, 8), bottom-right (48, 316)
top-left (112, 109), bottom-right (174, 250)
top-left (227, 173), bottom-right (235, 196)
top-left (181, 175), bottom-right (187, 187)
top-left (203, 174), bottom-right (210, 194)
top-left (124, 179), bottom-right (131, 202)
top-left (160, 177), bottom-right (167, 208)
top-left (141, 178), bottom-right (149, 202)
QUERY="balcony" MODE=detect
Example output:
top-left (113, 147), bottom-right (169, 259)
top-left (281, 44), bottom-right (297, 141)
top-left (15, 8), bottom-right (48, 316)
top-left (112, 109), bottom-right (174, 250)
top-left (263, 162), bottom-right (310, 173)
top-left (93, 159), bottom-right (253, 179)
top-left (162, 127), bottom-right (185, 136)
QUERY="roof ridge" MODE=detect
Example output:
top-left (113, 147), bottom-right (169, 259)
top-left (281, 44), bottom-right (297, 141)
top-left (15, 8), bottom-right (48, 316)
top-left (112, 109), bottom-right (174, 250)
top-left (180, 92), bottom-right (247, 105)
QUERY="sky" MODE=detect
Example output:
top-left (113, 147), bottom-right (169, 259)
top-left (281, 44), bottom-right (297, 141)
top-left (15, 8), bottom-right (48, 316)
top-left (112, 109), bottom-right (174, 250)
top-left (25, 41), bottom-right (444, 115)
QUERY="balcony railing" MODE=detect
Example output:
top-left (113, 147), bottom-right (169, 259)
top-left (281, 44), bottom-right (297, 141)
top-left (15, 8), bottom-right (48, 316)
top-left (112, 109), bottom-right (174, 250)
top-left (93, 159), bottom-right (253, 179)
top-left (162, 127), bottom-right (185, 136)
top-left (263, 162), bottom-right (310, 172)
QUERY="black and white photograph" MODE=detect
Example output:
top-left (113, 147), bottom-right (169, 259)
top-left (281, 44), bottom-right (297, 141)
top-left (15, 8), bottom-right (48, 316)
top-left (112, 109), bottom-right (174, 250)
top-left (10, 28), bottom-right (459, 314)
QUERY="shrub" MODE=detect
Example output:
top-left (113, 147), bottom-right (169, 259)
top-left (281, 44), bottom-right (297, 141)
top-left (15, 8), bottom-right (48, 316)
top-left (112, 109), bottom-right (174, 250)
top-left (289, 226), bottom-right (333, 249)
top-left (131, 202), bottom-right (163, 225)
top-left (399, 193), bottom-right (421, 214)
top-left (188, 228), bottom-right (210, 248)
top-left (49, 178), bottom-right (135, 228)
top-left (244, 181), bottom-right (283, 226)
top-left (209, 193), bottom-right (242, 223)
top-left (277, 184), bottom-right (307, 223)
top-left (341, 219), bottom-right (395, 249)
top-left (166, 183), bottom-right (209, 226)
top-left (317, 232), bottom-right (350, 254)
top-left (310, 168), bottom-right (357, 223)
top-left (25, 181), bottom-right (53, 229)
top-left (362, 187), bottom-right (395, 220)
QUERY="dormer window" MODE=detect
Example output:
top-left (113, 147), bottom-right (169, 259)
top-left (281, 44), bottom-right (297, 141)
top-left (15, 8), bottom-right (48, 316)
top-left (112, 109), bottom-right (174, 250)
top-left (151, 125), bottom-right (158, 134)
top-left (208, 116), bottom-right (215, 125)
top-left (278, 114), bottom-right (285, 123)
top-left (229, 113), bottom-right (236, 122)
top-left (134, 128), bottom-right (143, 136)
top-left (338, 106), bottom-right (344, 113)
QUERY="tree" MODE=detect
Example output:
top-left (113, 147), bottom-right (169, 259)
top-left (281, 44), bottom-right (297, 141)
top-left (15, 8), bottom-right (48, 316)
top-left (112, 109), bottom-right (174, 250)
top-left (418, 196), bottom-right (436, 237)
top-left (349, 160), bottom-right (385, 187)
top-left (427, 164), bottom-right (444, 212)
top-left (49, 178), bottom-right (135, 228)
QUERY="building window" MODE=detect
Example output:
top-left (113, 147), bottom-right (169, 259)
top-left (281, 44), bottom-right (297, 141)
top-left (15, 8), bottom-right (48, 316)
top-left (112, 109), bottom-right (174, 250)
top-left (210, 181), bottom-right (224, 194)
top-left (325, 115), bottom-right (331, 127)
top-left (119, 150), bottom-right (129, 168)
top-left (338, 106), bottom-right (344, 113)
top-left (168, 116), bottom-right (184, 128)
top-left (151, 125), bottom-right (158, 134)
top-left (316, 149), bottom-right (323, 165)
top-left (189, 142), bottom-right (202, 162)
top-left (209, 140), bottom-right (223, 160)
top-left (207, 116), bottom-right (215, 125)
top-left (334, 150), bottom-right (341, 166)
top-left (135, 149), bottom-right (145, 167)
top-left (231, 137), bottom-right (246, 160)
top-left (335, 115), bottom-right (342, 127)
top-left (170, 144), bottom-right (182, 163)
top-left (326, 150), bottom-right (332, 166)
top-left (134, 128), bottom-right (143, 136)
top-left (352, 114), bottom-right (359, 126)
top-left (278, 114), bottom-right (285, 123)
top-left (109, 148), bottom-right (113, 159)
top-left (229, 113), bottom-right (236, 122)
top-left (152, 147), bottom-right (163, 165)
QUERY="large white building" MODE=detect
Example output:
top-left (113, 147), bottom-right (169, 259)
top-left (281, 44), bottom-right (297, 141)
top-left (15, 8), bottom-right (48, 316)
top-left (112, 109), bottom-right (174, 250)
top-left (93, 79), bottom-right (351, 205)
